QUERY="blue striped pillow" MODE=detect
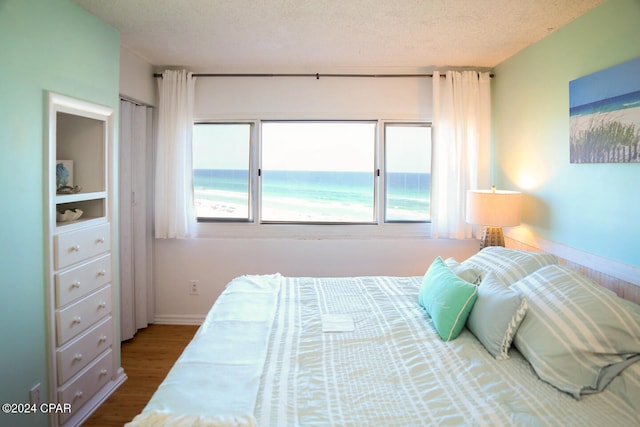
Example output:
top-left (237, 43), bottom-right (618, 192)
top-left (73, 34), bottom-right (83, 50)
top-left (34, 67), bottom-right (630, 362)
top-left (460, 247), bottom-right (558, 286)
top-left (512, 265), bottom-right (640, 399)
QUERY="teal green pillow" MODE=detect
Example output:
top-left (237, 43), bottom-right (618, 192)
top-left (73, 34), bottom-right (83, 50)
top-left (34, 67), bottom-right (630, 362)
top-left (419, 257), bottom-right (478, 341)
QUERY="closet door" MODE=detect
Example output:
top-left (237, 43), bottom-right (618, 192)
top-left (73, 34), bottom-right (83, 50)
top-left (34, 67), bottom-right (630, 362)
top-left (119, 100), bottom-right (135, 340)
top-left (119, 99), bottom-right (154, 341)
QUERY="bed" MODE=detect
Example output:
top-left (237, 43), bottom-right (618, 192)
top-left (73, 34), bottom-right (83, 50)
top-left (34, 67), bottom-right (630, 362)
top-left (126, 247), bottom-right (640, 426)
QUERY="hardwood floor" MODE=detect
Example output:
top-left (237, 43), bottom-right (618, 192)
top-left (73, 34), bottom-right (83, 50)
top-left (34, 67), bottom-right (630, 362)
top-left (82, 324), bottom-right (200, 426)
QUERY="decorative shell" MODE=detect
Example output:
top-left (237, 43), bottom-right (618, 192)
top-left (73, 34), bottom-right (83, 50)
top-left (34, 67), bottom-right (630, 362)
top-left (57, 209), bottom-right (83, 222)
top-left (57, 185), bottom-right (82, 194)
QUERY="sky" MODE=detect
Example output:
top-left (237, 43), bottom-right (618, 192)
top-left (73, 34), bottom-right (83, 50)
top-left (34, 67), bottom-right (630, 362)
top-left (193, 123), bottom-right (250, 170)
top-left (569, 57), bottom-right (640, 108)
top-left (262, 122), bottom-right (374, 172)
top-left (192, 121), bottom-right (431, 173)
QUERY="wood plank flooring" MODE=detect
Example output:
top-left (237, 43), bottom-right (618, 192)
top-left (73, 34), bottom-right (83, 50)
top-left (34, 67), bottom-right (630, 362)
top-left (82, 324), bottom-right (199, 426)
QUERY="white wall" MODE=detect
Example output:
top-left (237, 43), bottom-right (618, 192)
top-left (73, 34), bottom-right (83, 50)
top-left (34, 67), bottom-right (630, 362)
top-left (194, 73), bottom-right (432, 120)
top-left (152, 74), bottom-right (481, 323)
top-left (155, 237), bottom-right (479, 323)
top-left (120, 46), bottom-right (156, 106)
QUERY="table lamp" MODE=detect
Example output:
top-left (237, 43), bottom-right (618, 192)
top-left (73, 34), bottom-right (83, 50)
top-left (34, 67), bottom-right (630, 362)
top-left (466, 187), bottom-right (521, 248)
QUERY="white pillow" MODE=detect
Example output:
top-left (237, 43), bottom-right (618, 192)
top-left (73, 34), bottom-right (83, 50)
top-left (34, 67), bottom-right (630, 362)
top-left (467, 272), bottom-right (527, 360)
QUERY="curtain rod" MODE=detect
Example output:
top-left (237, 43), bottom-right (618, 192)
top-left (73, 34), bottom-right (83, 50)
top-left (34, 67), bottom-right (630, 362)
top-left (120, 95), bottom-right (153, 107)
top-left (152, 72), bottom-right (494, 79)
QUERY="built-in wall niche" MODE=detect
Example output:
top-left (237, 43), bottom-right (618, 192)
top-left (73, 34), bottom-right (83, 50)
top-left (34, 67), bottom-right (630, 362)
top-left (56, 199), bottom-right (105, 225)
top-left (56, 112), bottom-right (106, 194)
top-left (49, 93), bottom-right (113, 232)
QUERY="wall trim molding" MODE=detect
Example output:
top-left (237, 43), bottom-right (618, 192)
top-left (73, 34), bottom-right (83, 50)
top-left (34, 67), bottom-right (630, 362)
top-left (154, 314), bottom-right (205, 325)
top-left (505, 229), bottom-right (640, 287)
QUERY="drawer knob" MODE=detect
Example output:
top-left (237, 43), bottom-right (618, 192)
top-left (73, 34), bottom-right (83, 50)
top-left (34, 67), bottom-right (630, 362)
top-left (98, 301), bottom-right (107, 309)
top-left (99, 369), bottom-right (108, 377)
top-left (97, 269), bottom-right (106, 277)
top-left (71, 281), bottom-right (81, 289)
top-left (73, 353), bottom-right (83, 362)
top-left (72, 316), bottom-right (81, 324)
top-left (98, 335), bottom-right (107, 343)
top-left (69, 244), bottom-right (80, 252)
top-left (97, 237), bottom-right (106, 244)
top-left (74, 391), bottom-right (83, 399)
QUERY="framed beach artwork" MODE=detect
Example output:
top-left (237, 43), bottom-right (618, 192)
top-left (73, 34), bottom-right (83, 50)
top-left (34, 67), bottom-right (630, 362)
top-left (569, 57), bottom-right (640, 163)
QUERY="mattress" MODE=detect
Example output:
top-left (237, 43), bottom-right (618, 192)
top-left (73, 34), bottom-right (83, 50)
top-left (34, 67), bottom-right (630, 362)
top-left (127, 271), bottom-right (639, 426)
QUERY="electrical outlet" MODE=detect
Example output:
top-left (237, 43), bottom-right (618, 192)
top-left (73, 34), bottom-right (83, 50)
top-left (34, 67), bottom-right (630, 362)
top-left (189, 280), bottom-right (199, 295)
top-left (29, 383), bottom-right (41, 406)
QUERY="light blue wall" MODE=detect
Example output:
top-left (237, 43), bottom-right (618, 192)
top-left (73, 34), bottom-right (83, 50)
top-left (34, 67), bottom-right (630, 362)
top-left (492, 0), bottom-right (640, 268)
top-left (0, 0), bottom-right (119, 425)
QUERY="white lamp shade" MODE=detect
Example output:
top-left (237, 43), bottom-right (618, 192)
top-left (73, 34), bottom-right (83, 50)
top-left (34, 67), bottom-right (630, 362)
top-left (466, 190), bottom-right (521, 227)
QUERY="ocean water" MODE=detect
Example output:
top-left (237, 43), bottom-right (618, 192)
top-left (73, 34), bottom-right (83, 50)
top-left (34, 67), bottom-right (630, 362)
top-left (570, 89), bottom-right (640, 117)
top-left (194, 169), bottom-right (431, 222)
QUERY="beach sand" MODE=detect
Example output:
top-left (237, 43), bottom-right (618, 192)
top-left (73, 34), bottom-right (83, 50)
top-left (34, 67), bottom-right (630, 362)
top-left (195, 195), bottom-right (428, 222)
top-left (195, 198), bottom-right (245, 218)
top-left (571, 105), bottom-right (640, 132)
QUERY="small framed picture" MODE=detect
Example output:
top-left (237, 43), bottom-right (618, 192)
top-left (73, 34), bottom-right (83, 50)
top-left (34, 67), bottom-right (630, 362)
top-left (56, 160), bottom-right (74, 190)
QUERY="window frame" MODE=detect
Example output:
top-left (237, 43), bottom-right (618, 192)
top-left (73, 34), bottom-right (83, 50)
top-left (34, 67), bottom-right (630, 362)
top-left (259, 120), bottom-right (379, 225)
top-left (382, 122), bottom-right (433, 224)
top-left (191, 118), bottom-right (432, 239)
top-left (192, 120), bottom-right (257, 223)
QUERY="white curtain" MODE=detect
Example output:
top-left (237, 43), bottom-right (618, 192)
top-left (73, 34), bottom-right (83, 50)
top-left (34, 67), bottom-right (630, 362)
top-left (154, 69), bottom-right (196, 238)
top-left (431, 70), bottom-right (491, 239)
top-left (120, 98), bottom-right (154, 340)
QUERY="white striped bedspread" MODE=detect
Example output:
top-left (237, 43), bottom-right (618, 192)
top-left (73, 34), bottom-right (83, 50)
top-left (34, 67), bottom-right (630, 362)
top-left (128, 274), bottom-right (639, 427)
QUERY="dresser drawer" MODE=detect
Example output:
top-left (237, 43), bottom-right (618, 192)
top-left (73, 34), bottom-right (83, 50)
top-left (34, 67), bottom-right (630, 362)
top-left (55, 254), bottom-right (111, 308)
top-left (57, 316), bottom-right (113, 385)
top-left (55, 223), bottom-right (111, 269)
top-left (58, 349), bottom-right (113, 425)
top-left (56, 285), bottom-right (112, 346)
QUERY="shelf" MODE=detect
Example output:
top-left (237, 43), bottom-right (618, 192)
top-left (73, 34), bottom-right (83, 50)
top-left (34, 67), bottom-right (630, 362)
top-left (56, 191), bottom-right (107, 204)
top-left (55, 198), bottom-right (106, 227)
top-left (56, 216), bottom-right (106, 231)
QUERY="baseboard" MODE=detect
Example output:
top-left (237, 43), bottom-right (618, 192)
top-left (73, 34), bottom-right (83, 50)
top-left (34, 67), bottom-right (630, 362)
top-left (153, 314), bottom-right (205, 325)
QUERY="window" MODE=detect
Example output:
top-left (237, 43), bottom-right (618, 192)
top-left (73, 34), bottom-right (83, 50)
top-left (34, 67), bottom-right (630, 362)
top-left (384, 123), bottom-right (432, 222)
top-left (192, 123), bottom-right (252, 221)
top-left (192, 120), bottom-right (431, 226)
top-left (261, 122), bottom-right (376, 223)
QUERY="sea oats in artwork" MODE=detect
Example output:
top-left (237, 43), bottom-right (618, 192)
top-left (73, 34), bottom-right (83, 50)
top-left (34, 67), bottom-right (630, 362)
top-left (569, 57), bottom-right (640, 163)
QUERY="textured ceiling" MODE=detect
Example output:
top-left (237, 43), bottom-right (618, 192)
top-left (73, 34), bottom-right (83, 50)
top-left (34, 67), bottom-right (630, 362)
top-left (73, 0), bottom-right (606, 72)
